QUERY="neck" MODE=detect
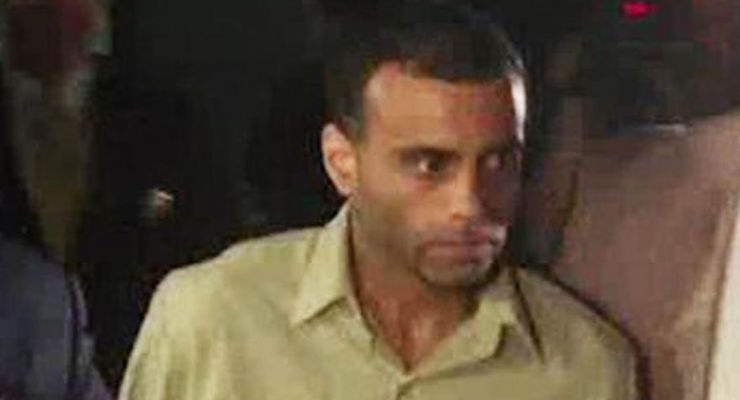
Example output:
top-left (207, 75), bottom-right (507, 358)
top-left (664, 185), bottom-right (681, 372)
top-left (353, 252), bottom-right (471, 318)
top-left (349, 216), bottom-right (474, 369)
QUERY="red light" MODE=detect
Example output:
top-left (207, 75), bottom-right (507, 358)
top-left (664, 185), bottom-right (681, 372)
top-left (621, 1), bottom-right (659, 20)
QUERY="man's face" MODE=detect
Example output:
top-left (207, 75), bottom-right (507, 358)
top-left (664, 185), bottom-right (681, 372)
top-left (331, 63), bottom-right (522, 288)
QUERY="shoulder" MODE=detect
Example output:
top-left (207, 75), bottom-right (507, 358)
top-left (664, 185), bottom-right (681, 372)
top-left (0, 238), bottom-right (66, 296)
top-left (0, 238), bottom-right (93, 399)
top-left (514, 268), bottom-right (636, 388)
top-left (0, 238), bottom-right (70, 322)
top-left (122, 226), bottom-right (324, 394)
top-left (148, 227), bottom-right (323, 331)
top-left (160, 226), bottom-right (321, 296)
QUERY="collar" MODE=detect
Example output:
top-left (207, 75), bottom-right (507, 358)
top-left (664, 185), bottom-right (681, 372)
top-left (475, 266), bottom-right (545, 361)
top-left (289, 204), bottom-right (543, 362)
top-left (290, 204), bottom-right (353, 326)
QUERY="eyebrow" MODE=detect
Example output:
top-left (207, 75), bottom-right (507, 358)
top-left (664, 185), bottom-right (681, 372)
top-left (397, 146), bottom-right (458, 159)
top-left (481, 140), bottom-right (522, 156)
top-left (395, 139), bottom-right (521, 157)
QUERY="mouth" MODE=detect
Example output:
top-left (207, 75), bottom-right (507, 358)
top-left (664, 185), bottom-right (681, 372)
top-left (430, 228), bottom-right (504, 246)
top-left (423, 240), bottom-right (497, 262)
top-left (432, 236), bottom-right (492, 246)
top-left (421, 226), bottom-right (507, 263)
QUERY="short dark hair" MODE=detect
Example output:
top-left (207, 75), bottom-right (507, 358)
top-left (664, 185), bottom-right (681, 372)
top-left (321, 0), bottom-right (526, 140)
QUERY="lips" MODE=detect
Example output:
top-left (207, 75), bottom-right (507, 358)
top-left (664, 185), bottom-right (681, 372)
top-left (423, 226), bottom-right (505, 259)
top-left (421, 224), bottom-right (507, 259)
top-left (428, 229), bottom-right (500, 246)
top-left (432, 237), bottom-right (491, 246)
top-left (423, 240), bottom-right (496, 262)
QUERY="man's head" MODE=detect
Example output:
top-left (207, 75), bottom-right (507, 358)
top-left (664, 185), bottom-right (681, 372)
top-left (321, 1), bottom-right (526, 288)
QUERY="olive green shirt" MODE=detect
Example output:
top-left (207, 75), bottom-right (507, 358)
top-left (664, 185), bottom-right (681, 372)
top-left (119, 207), bottom-right (637, 400)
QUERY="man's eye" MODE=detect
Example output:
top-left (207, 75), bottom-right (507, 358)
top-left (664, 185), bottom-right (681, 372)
top-left (401, 152), bottom-right (451, 178)
top-left (416, 156), bottom-right (446, 175)
top-left (483, 153), bottom-right (503, 171)
top-left (482, 147), bottom-right (522, 174)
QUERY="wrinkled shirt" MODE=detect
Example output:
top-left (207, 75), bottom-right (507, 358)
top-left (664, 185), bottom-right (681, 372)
top-left (120, 206), bottom-right (636, 400)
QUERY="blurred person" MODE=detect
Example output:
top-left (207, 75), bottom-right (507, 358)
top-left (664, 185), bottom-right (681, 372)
top-left (119, 2), bottom-right (637, 399)
top-left (0, 26), bottom-right (110, 400)
top-left (0, 234), bottom-right (112, 400)
top-left (3, 0), bottom-right (104, 262)
top-left (553, 107), bottom-right (740, 400)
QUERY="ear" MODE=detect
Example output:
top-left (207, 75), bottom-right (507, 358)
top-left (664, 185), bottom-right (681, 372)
top-left (321, 123), bottom-right (359, 198)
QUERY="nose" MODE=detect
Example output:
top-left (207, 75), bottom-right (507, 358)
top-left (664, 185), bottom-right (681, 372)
top-left (448, 162), bottom-right (519, 225)
top-left (448, 165), bottom-right (485, 223)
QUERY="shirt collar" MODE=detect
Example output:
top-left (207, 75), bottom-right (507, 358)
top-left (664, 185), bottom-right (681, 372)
top-left (289, 204), bottom-right (543, 361)
top-left (475, 266), bottom-right (545, 361)
top-left (290, 204), bottom-right (353, 326)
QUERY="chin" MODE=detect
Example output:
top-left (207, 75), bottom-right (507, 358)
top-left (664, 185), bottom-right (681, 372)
top-left (418, 261), bottom-right (495, 288)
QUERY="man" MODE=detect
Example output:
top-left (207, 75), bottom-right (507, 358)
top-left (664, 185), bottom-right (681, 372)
top-left (1, 18), bottom-right (110, 395)
top-left (119, 2), bottom-right (637, 399)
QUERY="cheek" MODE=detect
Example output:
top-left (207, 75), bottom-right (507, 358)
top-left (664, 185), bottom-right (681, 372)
top-left (480, 178), bottom-right (522, 222)
top-left (403, 186), bottom-right (443, 230)
top-left (355, 160), bottom-right (433, 243)
top-left (355, 162), bottom-right (405, 231)
top-left (356, 157), bottom-right (398, 207)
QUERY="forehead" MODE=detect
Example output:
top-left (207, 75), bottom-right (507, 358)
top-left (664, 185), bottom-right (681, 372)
top-left (363, 62), bottom-right (516, 143)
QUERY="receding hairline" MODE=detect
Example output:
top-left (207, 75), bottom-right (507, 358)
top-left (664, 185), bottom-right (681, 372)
top-left (349, 60), bottom-right (527, 144)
